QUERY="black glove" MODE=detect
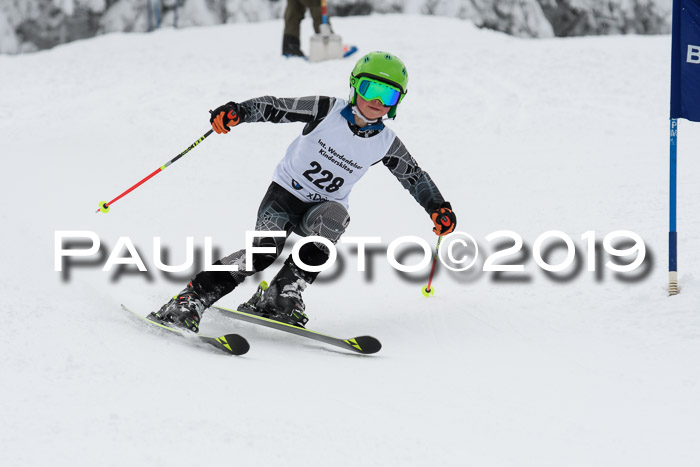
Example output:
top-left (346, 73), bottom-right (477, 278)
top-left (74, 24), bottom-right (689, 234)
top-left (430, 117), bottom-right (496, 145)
top-left (430, 201), bottom-right (457, 236)
top-left (209, 102), bottom-right (245, 134)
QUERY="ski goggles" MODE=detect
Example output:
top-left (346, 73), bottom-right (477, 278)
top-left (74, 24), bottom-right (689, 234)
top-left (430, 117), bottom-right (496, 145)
top-left (356, 78), bottom-right (403, 107)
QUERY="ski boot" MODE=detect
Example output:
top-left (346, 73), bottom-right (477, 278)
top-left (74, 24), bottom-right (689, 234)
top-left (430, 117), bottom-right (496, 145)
top-left (237, 281), bottom-right (268, 314)
top-left (149, 282), bottom-right (206, 333)
top-left (282, 34), bottom-right (307, 59)
top-left (238, 258), bottom-right (312, 328)
top-left (150, 267), bottom-right (240, 333)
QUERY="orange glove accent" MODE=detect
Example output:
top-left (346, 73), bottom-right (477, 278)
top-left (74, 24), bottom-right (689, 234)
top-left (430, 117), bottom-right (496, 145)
top-left (209, 102), bottom-right (244, 134)
top-left (431, 206), bottom-right (457, 236)
top-left (212, 111), bottom-right (230, 134)
top-left (227, 109), bottom-right (240, 126)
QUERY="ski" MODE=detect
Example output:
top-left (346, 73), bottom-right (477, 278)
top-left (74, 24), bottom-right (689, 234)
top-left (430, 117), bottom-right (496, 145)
top-left (122, 304), bottom-right (250, 356)
top-left (211, 305), bottom-right (381, 355)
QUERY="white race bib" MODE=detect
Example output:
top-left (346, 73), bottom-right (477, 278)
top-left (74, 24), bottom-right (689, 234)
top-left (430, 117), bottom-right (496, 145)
top-left (272, 99), bottom-right (395, 208)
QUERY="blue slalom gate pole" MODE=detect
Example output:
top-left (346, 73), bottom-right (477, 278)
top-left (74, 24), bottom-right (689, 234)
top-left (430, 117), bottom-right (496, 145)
top-left (669, 118), bottom-right (679, 295)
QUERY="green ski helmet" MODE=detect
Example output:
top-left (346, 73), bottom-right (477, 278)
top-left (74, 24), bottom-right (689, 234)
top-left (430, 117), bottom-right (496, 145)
top-left (349, 51), bottom-right (408, 119)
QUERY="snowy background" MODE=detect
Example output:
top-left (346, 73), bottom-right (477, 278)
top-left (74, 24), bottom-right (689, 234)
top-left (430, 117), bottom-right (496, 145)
top-left (0, 0), bottom-right (674, 54)
top-left (3, 13), bottom-right (700, 467)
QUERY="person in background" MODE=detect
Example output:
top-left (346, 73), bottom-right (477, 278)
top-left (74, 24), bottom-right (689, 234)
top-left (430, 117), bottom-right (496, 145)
top-left (282, 0), bottom-right (331, 58)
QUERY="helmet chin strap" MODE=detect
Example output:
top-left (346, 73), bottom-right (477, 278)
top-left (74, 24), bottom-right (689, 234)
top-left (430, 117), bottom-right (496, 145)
top-left (352, 105), bottom-right (382, 125)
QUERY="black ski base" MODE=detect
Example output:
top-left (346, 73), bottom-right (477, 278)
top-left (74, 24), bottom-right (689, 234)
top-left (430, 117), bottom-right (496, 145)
top-left (122, 304), bottom-right (250, 356)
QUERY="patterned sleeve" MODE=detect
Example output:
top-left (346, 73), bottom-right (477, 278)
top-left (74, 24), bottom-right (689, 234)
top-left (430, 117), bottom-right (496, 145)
top-left (381, 136), bottom-right (446, 214)
top-left (239, 96), bottom-right (337, 124)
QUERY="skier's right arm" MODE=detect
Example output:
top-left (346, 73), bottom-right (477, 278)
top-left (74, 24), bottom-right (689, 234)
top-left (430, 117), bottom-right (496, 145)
top-left (210, 96), bottom-right (337, 134)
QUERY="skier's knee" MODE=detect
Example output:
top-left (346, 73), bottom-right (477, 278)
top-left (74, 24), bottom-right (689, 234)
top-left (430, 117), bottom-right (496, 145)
top-left (299, 201), bottom-right (350, 243)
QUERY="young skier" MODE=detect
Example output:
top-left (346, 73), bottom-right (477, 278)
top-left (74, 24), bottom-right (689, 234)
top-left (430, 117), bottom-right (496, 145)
top-left (150, 51), bottom-right (457, 332)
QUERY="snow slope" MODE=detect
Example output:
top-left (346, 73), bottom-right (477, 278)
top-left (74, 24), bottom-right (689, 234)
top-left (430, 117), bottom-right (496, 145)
top-left (2, 14), bottom-right (700, 467)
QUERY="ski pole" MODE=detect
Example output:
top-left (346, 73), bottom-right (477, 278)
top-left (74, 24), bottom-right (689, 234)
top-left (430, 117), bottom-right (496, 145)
top-left (96, 129), bottom-right (213, 213)
top-left (422, 236), bottom-right (443, 297)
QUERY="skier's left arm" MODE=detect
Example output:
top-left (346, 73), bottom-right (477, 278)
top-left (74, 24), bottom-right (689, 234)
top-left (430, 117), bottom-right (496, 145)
top-left (382, 137), bottom-right (457, 236)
